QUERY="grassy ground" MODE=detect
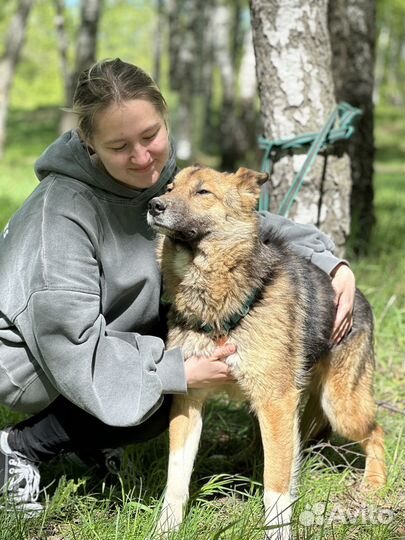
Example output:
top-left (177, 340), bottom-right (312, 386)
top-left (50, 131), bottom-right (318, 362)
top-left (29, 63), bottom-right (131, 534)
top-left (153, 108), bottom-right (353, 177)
top-left (0, 105), bottom-right (404, 539)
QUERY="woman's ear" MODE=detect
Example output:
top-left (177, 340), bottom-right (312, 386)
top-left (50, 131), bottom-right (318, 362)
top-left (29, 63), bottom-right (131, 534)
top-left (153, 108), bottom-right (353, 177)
top-left (78, 128), bottom-right (95, 154)
top-left (84, 137), bottom-right (95, 155)
top-left (83, 140), bottom-right (95, 157)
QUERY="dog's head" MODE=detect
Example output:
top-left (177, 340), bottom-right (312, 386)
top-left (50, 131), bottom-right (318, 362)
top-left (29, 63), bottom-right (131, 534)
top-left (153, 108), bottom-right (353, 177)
top-left (147, 166), bottom-right (269, 242)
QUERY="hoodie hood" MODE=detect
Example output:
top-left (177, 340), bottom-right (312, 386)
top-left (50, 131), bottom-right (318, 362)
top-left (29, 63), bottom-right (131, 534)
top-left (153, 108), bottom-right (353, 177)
top-left (34, 129), bottom-right (178, 204)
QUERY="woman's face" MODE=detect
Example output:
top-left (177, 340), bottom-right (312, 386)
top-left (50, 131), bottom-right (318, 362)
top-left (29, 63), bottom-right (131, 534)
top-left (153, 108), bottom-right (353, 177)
top-left (90, 99), bottom-right (170, 189)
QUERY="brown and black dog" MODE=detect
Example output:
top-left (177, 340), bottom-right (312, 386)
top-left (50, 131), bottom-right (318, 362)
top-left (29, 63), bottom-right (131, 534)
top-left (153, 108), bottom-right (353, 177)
top-left (147, 166), bottom-right (386, 539)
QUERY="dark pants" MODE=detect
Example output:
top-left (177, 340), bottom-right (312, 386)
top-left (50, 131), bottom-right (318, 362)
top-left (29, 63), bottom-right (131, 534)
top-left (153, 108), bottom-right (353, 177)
top-left (8, 394), bottom-right (172, 463)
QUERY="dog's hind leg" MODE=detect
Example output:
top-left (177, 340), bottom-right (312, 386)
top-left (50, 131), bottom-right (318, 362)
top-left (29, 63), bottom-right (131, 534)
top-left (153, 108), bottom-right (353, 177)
top-left (300, 388), bottom-right (331, 445)
top-left (256, 390), bottom-right (300, 540)
top-left (157, 393), bottom-right (205, 533)
top-left (320, 335), bottom-right (387, 490)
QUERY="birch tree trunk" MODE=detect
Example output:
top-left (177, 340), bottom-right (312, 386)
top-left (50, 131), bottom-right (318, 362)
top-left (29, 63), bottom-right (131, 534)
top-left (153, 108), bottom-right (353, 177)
top-left (167, 0), bottom-right (203, 161)
top-left (211, 1), bottom-right (238, 170)
top-left (57, 0), bottom-right (102, 134)
top-left (329, 0), bottom-right (376, 254)
top-left (238, 22), bottom-right (260, 162)
top-left (153, 0), bottom-right (165, 86)
top-left (212, 0), bottom-right (255, 170)
top-left (200, 4), bottom-right (216, 153)
top-left (0, 0), bottom-right (35, 159)
top-left (250, 0), bottom-right (352, 255)
top-left (53, 0), bottom-right (70, 104)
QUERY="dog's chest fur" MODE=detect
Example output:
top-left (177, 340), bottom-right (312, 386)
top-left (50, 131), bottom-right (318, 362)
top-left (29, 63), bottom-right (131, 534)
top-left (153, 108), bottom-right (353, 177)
top-left (169, 242), bottom-right (194, 280)
top-left (158, 234), bottom-right (289, 399)
top-left (159, 234), bottom-right (274, 338)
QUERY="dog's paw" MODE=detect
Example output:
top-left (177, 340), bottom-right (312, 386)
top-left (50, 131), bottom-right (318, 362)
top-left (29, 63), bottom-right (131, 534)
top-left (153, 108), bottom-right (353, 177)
top-left (156, 501), bottom-right (183, 535)
top-left (264, 526), bottom-right (292, 540)
top-left (360, 473), bottom-right (387, 493)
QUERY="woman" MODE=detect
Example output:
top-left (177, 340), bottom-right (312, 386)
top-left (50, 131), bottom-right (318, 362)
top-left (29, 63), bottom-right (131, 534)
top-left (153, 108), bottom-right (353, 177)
top-left (0, 58), bottom-right (355, 513)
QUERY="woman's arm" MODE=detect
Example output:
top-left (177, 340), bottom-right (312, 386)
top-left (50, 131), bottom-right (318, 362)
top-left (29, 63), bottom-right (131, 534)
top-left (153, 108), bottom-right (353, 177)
top-left (259, 211), bottom-right (344, 274)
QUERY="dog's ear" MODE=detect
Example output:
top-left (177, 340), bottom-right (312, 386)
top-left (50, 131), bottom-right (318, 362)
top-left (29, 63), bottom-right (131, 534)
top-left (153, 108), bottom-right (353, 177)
top-left (234, 168), bottom-right (269, 192)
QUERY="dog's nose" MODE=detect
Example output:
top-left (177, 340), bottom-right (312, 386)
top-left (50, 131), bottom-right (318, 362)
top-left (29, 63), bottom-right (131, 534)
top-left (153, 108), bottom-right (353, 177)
top-left (148, 197), bottom-right (167, 216)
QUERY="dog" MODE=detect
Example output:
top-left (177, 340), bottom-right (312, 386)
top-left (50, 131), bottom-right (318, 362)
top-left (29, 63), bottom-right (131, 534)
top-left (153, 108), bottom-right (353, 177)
top-left (147, 166), bottom-right (386, 539)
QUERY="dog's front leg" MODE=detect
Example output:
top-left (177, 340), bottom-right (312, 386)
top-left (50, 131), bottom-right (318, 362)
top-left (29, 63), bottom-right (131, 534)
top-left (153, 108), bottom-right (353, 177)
top-left (157, 393), bottom-right (204, 533)
top-left (256, 390), bottom-right (300, 540)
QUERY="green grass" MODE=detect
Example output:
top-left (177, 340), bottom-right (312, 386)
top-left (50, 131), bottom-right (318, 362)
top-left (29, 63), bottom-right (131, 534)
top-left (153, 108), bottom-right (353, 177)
top-left (0, 105), bottom-right (404, 539)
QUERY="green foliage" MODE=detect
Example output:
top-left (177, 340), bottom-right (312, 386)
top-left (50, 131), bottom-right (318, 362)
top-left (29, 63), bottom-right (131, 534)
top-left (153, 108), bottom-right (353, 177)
top-left (9, 0), bottom-right (65, 109)
top-left (98, 1), bottom-right (155, 73)
top-left (4, 0), bottom-right (158, 110)
top-left (376, 0), bottom-right (405, 106)
top-left (0, 1), bottom-right (17, 42)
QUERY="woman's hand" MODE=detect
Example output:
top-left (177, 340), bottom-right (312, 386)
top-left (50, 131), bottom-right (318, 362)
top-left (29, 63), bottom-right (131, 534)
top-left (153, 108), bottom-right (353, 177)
top-left (330, 263), bottom-right (356, 344)
top-left (184, 343), bottom-right (237, 388)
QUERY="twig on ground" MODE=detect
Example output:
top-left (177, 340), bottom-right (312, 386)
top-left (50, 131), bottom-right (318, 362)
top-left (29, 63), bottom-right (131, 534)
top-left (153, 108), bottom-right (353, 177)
top-left (377, 400), bottom-right (405, 415)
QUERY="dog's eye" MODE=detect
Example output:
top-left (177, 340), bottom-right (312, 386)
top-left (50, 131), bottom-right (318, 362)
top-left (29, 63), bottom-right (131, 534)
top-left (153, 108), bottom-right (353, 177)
top-left (196, 189), bottom-right (211, 195)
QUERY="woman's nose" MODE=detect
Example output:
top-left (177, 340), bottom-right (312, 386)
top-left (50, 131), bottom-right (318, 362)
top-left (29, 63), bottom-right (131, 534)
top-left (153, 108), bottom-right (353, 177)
top-left (129, 145), bottom-right (150, 166)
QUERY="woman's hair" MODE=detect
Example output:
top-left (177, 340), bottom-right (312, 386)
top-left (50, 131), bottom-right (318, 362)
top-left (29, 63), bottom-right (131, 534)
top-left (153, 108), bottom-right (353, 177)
top-left (72, 58), bottom-right (168, 141)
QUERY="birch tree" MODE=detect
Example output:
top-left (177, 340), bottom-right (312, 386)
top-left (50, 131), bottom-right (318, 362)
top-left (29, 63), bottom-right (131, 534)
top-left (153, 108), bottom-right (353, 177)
top-left (167, 0), bottom-right (204, 160)
top-left (237, 21), bottom-right (260, 165)
top-left (329, 0), bottom-right (376, 253)
top-left (250, 0), bottom-right (352, 255)
top-left (0, 0), bottom-right (35, 159)
top-left (211, 0), bottom-right (258, 170)
top-left (211, 1), bottom-right (239, 170)
top-left (54, 0), bottom-right (102, 133)
top-left (153, 0), bottom-right (165, 86)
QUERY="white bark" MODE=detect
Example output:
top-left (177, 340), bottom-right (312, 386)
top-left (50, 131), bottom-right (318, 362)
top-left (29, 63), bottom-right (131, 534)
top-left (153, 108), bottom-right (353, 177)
top-left (239, 23), bottom-right (256, 103)
top-left (212, 3), bottom-right (235, 103)
top-left (250, 0), bottom-right (352, 254)
top-left (53, 0), bottom-right (70, 102)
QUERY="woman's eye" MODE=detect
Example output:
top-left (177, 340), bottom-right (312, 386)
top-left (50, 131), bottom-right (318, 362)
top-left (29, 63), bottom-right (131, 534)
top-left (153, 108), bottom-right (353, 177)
top-left (144, 130), bottom-right (159, 141)
top-left (110, 144), bottom-right (126, 151)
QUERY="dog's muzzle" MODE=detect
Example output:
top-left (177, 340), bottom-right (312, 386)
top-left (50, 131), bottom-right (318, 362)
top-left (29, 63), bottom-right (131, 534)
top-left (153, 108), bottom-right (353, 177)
top-left (148, 197), bottom-right (167, 217)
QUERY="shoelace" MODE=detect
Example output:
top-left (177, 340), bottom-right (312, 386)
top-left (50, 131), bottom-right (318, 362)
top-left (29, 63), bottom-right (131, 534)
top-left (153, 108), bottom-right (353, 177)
top-left (8, 457), bottom-right (40, 503)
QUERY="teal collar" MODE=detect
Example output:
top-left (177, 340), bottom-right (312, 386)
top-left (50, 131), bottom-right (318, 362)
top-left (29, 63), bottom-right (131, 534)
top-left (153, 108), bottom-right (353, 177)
top-left (173, 287), bottom-right (262, 336)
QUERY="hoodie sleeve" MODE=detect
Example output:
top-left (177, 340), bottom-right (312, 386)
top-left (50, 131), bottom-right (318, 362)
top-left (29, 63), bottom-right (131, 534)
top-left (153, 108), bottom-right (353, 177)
top-left (13, 185), bottom-right (187, 427)
top-left (16, 290), bottom-right (186, 427)
top-left (258, 212), bottom-right (347, 275)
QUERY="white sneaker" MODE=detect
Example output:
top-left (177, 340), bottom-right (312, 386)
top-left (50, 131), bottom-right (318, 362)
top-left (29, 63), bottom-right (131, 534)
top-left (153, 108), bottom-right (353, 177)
top-left (0, 429), bottom-right (43, 515)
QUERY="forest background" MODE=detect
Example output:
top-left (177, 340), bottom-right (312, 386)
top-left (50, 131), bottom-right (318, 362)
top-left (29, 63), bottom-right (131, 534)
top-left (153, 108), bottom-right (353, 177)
top-left (0, 1), bottom-right (404, 539)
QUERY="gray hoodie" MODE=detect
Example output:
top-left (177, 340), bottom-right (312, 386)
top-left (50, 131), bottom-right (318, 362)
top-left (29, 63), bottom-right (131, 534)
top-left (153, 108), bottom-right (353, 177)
top-left (0, 129), bottom-right (342, 426)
